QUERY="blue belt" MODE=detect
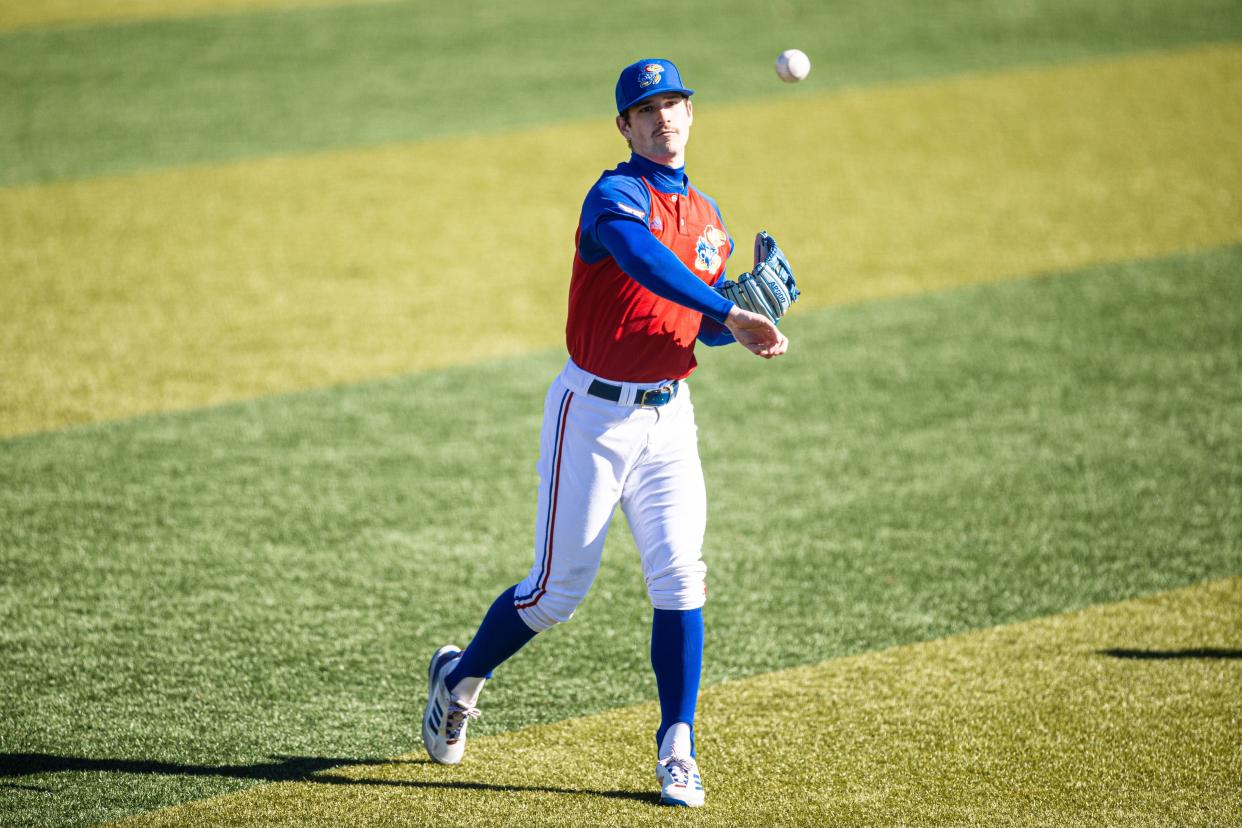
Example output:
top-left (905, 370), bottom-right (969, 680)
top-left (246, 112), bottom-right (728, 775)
top-left (587, 379), bottom-right (679, 407)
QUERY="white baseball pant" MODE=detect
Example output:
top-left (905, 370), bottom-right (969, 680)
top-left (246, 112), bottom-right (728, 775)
top-left (514, 359), bottom-right (708, 632)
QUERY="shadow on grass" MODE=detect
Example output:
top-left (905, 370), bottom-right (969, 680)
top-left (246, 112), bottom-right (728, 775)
top-left (0, 753), bottom-right (656, 804)
top-left (1099, 648), bottom-right (1242, 660)
top-left (0, 781), bottom-right (55, 793)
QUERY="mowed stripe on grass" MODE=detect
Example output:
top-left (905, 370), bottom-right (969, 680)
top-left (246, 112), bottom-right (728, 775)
top-left (0, 0), bottom-right (386, 32)
top-left (108, 578), bottom-right (1242, 828)
top-left (3, 43), bottom-right (1240, 438)
top-left (8, 0), bottom-right (1240, 186)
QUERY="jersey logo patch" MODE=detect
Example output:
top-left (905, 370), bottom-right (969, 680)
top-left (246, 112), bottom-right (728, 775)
top-left (650, 216), bottom-right (663, 231)
top-left (694, 225), bottom-right (728, 275)
top-left (638, 63), bottom-right (665, 88)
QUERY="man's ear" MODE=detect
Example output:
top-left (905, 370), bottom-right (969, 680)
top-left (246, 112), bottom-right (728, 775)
top-left (615, 113), bottom-right (631, 141)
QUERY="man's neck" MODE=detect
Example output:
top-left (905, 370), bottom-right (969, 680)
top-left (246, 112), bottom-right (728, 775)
top-left (635, 149), bottom-right (684, 169)
top-left (629, 152), bottom-right (688, 194)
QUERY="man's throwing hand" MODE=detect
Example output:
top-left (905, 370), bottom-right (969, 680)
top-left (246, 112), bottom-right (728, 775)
top-left (725, 306), bottom-right (788, 358)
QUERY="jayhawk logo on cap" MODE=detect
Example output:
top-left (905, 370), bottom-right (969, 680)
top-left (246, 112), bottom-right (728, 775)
top-left (694, 225), bottom-right (728, 276)
top-left (638, 63), bottom-right (665, 89)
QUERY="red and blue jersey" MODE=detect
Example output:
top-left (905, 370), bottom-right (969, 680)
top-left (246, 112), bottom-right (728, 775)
top-left (567, 154), bottom-right (735, 383)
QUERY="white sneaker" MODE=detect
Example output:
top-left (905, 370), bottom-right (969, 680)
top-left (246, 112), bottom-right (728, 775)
top-left (656, 752), bottom-right (705, 807)
top-left (421, 645), bottom-right (481, 765)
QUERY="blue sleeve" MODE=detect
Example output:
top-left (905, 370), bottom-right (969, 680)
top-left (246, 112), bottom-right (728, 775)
top-left (596, 218), bottom-right (736, 324)
top-left (696, 315), bottom-right (736, 346)
top-left (578, 174), bottom-right (652, 264)
top-left (696, 273), bottom-right (736, 346)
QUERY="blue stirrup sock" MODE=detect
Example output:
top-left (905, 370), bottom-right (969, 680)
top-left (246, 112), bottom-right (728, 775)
top-left (445, 585), bottom-right (539, 691)
top-left (651, 606), bottom-right (704, 757)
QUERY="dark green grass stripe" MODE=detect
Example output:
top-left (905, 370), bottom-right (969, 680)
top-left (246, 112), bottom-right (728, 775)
top-left (2, 247), bottom-right (1241, 826)
top-left (4, 0), bottom-right (1242, 185)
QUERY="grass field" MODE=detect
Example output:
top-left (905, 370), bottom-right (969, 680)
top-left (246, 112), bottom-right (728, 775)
top-left (2, 0), bottom-right (1240, 826)
top-left (103, 578), bottom-right (1242, 827)
top-left (4, 43), bottom-right (1239, 437)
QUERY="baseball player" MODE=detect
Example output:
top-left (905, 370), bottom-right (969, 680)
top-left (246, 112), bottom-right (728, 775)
top-left (422, 58), bottom-right (798, 808)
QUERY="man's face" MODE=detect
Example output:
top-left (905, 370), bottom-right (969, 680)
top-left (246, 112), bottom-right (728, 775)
top-left (617, 92), bottom-right (693, 166)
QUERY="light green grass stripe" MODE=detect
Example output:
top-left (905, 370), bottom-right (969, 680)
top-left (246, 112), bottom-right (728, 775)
top-left (0, 0), bottom-right (386, 32)
top-left (3, 43), bottom-right (1239, 439)
top-left (109, 578), bottom-right (1242, 827)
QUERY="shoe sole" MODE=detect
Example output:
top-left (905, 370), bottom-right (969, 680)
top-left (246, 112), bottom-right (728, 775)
top-left (659, 795), bottom-right (704, 808)
top-left (422, 644), bottom-right (461, 765)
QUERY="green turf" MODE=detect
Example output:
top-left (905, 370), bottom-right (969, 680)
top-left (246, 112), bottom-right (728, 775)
top-left (2, 246), bottom-right (1240, 826)
top-left (0, 0), bottom-right (383, 32)
top-left (3, 0), bottom-right (1242, 185)
top-left (7, 44), bottom-right (1238, 438)
top-left (109, 579), bottom-right (1242, 827)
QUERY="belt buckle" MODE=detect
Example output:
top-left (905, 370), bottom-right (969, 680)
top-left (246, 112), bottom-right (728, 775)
top-left (638, 384), bottom-right (674, 407)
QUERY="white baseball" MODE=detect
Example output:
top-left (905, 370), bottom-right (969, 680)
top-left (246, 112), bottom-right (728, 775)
top-left (775, 49), bottom-right (811, 83)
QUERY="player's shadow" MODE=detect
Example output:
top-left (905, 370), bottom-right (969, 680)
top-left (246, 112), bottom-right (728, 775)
top-left (1098, 648), bottom-right (1242, 660)
top-left (0, 752), bottom-right (656, 803)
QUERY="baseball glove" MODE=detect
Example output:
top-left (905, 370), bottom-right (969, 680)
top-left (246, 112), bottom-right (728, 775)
top-left (716, 231), bottom-right (800, 324)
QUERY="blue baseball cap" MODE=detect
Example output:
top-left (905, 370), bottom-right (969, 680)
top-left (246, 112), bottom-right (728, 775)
top-left (615, 59), bottom-right (694, 115)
